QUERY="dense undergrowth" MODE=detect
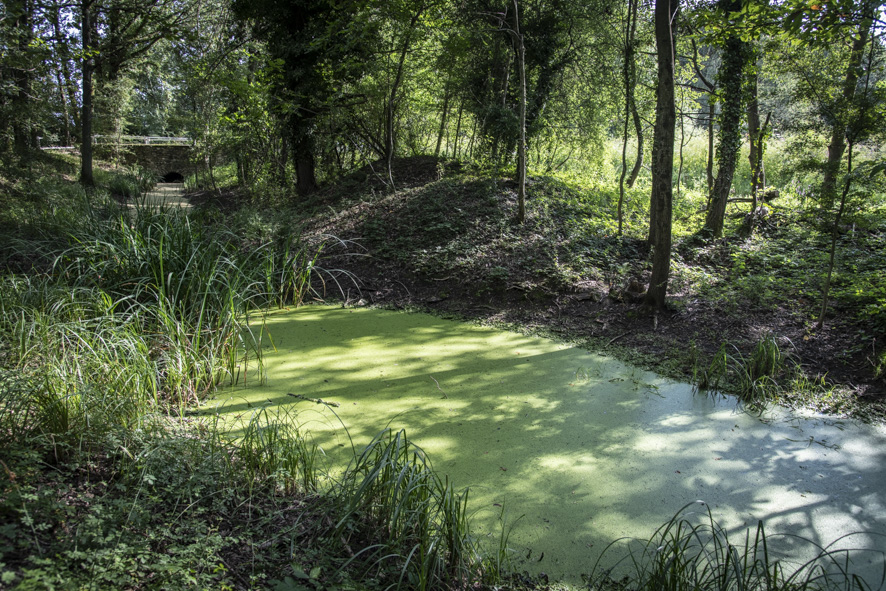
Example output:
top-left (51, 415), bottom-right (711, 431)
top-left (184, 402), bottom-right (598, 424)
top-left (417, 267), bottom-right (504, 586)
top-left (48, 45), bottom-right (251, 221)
top-left (1, 152), bottom-right (884, 590)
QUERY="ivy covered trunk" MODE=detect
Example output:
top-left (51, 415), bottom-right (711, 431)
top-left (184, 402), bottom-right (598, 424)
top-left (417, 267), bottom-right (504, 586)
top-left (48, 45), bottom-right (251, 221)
top-left (702, 2), bottom-right (750, 238)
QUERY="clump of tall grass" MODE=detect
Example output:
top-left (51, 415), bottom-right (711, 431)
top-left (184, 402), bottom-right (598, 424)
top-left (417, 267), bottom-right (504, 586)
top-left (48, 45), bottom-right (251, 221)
top-left (693, 334), bottom-right (790, 406)
top-left (235, 406), bottom-right (321, 495)
top-left (331, 429), bottom-right (478, 590)
top-left (587, 501), bottom-right (885, 591)
top-left (1, 199), bottom-right (337, 416)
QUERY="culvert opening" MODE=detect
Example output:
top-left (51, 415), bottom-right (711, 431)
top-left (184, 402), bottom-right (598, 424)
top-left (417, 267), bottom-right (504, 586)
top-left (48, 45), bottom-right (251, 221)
top-left (161, 171), bottom-right (184, 183)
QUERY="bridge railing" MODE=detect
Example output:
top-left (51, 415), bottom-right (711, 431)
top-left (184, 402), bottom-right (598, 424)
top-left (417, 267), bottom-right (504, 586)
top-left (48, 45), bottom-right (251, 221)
top-left (93, 135), bottom-right (192, 146)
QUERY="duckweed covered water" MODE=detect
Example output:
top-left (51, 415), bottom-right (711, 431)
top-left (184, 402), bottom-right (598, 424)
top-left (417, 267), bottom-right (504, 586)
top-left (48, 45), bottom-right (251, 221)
top-left (211, 306), bottom-right (886, 584)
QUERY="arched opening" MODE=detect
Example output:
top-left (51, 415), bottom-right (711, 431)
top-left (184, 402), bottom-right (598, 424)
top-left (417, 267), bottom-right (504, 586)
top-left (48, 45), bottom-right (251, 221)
top-left (161, 171), bottom-right (185, 183)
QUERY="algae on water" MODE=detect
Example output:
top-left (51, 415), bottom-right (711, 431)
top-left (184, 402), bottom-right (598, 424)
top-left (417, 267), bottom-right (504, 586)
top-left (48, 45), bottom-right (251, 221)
top-left (211, 306), bottom-right (886, 584)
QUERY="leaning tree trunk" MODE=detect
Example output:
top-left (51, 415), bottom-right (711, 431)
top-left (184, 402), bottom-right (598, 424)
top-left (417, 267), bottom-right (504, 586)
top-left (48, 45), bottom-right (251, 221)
top-left (625, 0), bottom-right (643, 190)
top-left (384, 10), bottom-right (422, 189)
top-left (817, 142), bottom-right (854, 329)
top-left (435, 83), bottom-right (451, 158)
top-left (618, 0), bottom-right (640, 235)
top-left (645, 0), bottom-right (678, 310)
top-left (706, 100), bottom-right (714, 193)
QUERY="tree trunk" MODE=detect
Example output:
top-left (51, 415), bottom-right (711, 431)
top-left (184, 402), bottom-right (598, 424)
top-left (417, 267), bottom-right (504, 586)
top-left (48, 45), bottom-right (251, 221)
top-left (751, 111), bottom-right (770, 211)
top-left (702, 11), bottom-right (749, 238)
top-left (51, 4), bottom-right (82, 136)
top-left (435, 83), bottom-right (451, 158)
top-left (385, 10), bottom-right (422, 188)
top-left (54, 67), bottom-right (73, 146)
top-left (80, 0), bottom-right (95, 186)
top-left (817, 142), bottom-right (853, 329)
top-left (618, 95), bottom-right (630, 236)
top-left (513, 0), bottom-right (526, 224)
top-left (627, 99), bottom-right (644, 188)
top-left (294, 136), bottom-right (317, 196)
top-left (618, 0), bottom-right (639, 234)
top-left (453, 101), bottom-right (464, 160)
top-left (625, 0), bottom-right (642, 189)
top-left (706, 100), bottom-right (714, 193)
top-left (747, 66), bottom-right (763, 199)
top-left (645, 0), bottom-right (678, 310)
top-left (820, 3), bottom-right (873, 206)
top-left (10, 0), bottom-right (35, 157)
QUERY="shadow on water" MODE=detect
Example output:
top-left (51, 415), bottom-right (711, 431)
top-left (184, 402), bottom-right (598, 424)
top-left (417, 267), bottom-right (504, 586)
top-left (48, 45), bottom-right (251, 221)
top-left (207, 305), bottom-right (886, 584)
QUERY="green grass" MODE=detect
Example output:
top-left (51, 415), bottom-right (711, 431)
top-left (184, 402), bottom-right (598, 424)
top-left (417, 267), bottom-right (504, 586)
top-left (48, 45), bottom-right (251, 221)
top-left (587, 501), bottom-right (885, 591)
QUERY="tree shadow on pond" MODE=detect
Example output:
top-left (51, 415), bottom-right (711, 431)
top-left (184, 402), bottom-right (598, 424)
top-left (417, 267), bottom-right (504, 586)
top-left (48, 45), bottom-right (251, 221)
top-left (209, 305), bottom-right (886, 585)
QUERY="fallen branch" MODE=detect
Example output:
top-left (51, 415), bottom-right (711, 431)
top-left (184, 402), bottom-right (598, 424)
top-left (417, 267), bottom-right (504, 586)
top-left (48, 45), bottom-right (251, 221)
top-left (287, 393), bottom-right (341, 407)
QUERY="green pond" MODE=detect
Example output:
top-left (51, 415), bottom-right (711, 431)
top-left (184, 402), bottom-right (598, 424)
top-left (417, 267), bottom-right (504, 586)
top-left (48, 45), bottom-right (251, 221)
top-left (210, 306), bottom-right (886, 584)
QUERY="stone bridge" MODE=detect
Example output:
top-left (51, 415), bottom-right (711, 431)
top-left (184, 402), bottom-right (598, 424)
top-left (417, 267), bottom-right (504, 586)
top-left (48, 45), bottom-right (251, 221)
top-left (98, 137), bottom-right (195, 182)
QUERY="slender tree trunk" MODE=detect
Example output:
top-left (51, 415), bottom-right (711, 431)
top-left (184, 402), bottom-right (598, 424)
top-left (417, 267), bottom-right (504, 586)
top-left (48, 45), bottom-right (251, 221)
top-left (645, 0), bottom-right (678, 310)
top-left (11, 0), bottom-right (35, 157)
top-left (55, 68), bottom-right (73, 146)
top-left (817, 142), bottom-right (853, 329)
top-left (627, 99), bottom-right (644, 188)
top-left (618, 100), bottom-right (630, 236)
top-left (746, 65), bottom-right (763, 200)
top-left (51, 8), bottom-right (83, 138)
top-left (435, 83), bottom-right (451, 158)
top-left (625, 0), bottom-right (643, 189)
top-left (618, 0), bottom-right (638, 235)
top-left (751, 111), bottom-right (770, 210)
top-left (385, 10), bottom-right (422, 188)
top-left (677, 101), bottom-right (686, 199)
top-left (706, 100), bottom-right (714, 193)
top-left (820, 3), bottom-right (873, 206)
top-left (453, 101), bottom-right (464, 160)
top-left (513, 0), bottom-right (526, 224)
top-left (80, 0), bottom-right (95, 186)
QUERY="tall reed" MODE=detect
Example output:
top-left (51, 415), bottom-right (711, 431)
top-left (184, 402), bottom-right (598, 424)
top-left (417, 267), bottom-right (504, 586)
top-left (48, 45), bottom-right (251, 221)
top-left (0, 200), bottom-right (330, 421)
top-left (331, 429), bottom-right (477, 590)
top-left (587, 501), bottom-right (885, 591)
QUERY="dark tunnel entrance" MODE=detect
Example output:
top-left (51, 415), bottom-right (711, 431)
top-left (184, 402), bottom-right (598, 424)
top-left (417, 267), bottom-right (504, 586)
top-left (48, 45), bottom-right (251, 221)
top-left (161, 171), bottom-right (184, 183)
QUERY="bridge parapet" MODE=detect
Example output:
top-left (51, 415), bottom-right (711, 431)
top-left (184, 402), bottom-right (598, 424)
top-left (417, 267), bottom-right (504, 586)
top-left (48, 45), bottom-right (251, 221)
top-left (94, 135), bottom-right (192, 146)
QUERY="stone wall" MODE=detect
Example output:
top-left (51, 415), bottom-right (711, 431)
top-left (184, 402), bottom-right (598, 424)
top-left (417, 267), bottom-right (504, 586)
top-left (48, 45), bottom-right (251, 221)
top-left (98, 144), bottom-right (194, 180)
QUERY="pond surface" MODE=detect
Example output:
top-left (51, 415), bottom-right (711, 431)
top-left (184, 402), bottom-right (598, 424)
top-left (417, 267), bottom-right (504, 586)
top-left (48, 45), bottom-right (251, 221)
top-left (211, 306), bottom-right (886, 584)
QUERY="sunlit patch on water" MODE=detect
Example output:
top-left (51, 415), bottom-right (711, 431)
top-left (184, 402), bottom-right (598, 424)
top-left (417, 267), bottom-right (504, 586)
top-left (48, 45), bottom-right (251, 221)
top-left (209, 305), bottom-right (886, 584)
